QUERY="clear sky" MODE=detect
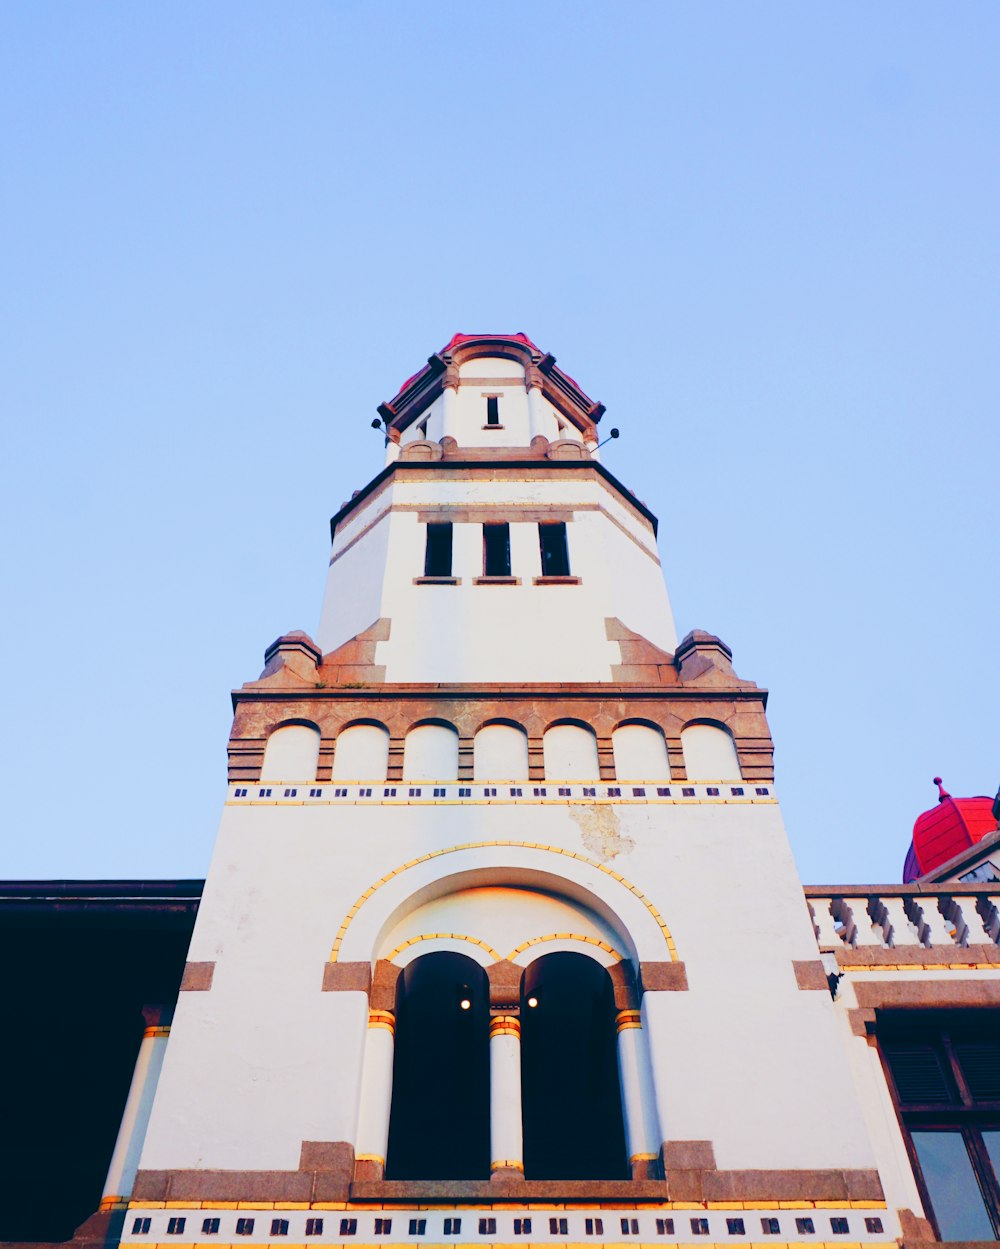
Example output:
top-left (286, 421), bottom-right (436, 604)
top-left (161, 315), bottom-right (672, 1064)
top-left (2, 2), bottom-right (997, 885)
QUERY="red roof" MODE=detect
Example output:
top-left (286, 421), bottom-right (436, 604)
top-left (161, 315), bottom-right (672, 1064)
top-left (392, 333), bottom-right (585, 402)
top-left (908, 778), bottom-right (998, 878)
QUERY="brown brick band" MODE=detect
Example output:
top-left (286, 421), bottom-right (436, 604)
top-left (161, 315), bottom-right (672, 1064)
top-left (793, 960), bottom-right (830, 990)
top-left (837, 943), bottom-right (1000, 967)
top-left (134, 1142), bottom-right (355, 1204)
top-left (847, 978), bottom-right (1000, 1035)
top-left (179, 962), bottom-right (215, 992)
top-left (322, 961), bottom-right (372, 993)
top-left (640, 961), bottom-right (689, 992)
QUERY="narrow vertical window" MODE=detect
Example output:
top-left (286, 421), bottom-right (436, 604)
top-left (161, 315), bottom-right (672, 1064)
top-left (483, 523), bottom-right (511, 577)
top-left (424, 522), bottom-right (453, 577)
top-left (486, 396), bottom-right (500, 426)
top-left (538, 522), bottom-right (570, 576)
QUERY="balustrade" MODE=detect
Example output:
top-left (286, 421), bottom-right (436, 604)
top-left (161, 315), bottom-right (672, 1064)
top-left (805, 886), bottom-right (1000, 953)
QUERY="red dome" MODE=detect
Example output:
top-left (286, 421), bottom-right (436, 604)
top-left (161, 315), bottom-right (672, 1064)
top-left (908, 778), bottom-right (998, 879)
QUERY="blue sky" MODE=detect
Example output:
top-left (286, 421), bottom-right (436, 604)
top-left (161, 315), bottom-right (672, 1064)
top-left (2, 2), bottom-right (997, 884)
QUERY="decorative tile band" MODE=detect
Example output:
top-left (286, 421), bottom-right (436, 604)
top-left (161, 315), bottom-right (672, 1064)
top-left (228, 783), bottom-right (773, 807)
top-left (386, 933), bottom-right (503, 963)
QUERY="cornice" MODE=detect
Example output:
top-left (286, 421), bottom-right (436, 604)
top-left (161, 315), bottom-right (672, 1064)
top-left (231, 683), bottom-right (768, 708)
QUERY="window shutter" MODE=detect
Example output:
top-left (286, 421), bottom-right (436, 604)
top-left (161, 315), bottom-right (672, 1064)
top-left (883, 1040), bottom-right (953, 1104)
top-left (955, 1040), bottom-right (1000, 1101)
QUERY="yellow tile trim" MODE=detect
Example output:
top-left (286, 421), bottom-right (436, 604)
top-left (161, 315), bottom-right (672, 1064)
top-left (509, 933), bottom-right (624, 962)
top-left (386, 933), bottom-right (503, 962)
top-left (330, 841), bottom-right (677, 962)
top-left (356, 1152), bottom-right (386, 1163)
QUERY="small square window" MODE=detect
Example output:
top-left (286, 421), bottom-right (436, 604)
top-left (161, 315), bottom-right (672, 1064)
top-left (334, 787), bottom-right (347, 797)
top-left (583, 786), bottom-right (596, 796)
top-left (271, 1219), bottom-right (289, 1236)
top-left (409, 787), bottom-right (422, 797)
top-left (706, 786), bottom-right (719, 796)
top-left (727, 1218), bottom-right (746, 1235)
top-left (755, 787), bottom-right (769, 796)
top-left (234, 787), bottom-right (248, 797)
top-left (621, 1218), bottom-right (638, 1234)
top-left (306, 1219), bottom-right (325, 1236)
top-left (510, 786), bottom-right (522, 797)
top-left (795, 1218), bottom-right (815, 1235)
top-left (359, 787), bottom-right (372, 797)
top-left (534, 787), bottom-right (547, 797)
top-left (682, 786), bottom-right (695, 796)
top-left (761, 1218), bottom-right (780, 1235)
top-left (691, 1218), bottom-right (709, 1235)
top-left (730, 786), bottom-right (744, 796)
top-left (259, 787), bottom-right (272, 797)
top-left (341, 1219), bottom-right (358, 1235)
top-left (167, 1218), bottom-right (186, 1236)
top-left (655, 1218), bottom-right (674, 1235)
top-left (132, 1219), bottom-right (152, 1236)
top-left (444, 1218), bottom-right (461, 1235)
top-left (236, 1219), bottom-right (255, 1236)
top-left (375, 1219), bottom-right (392, 1234)
top-left (632, 786), bottom-right (646, 796)
top-left (283, 787), bottom-right (297, 797)
top-left (549, 1218), bottom-right (569, 1234)
top-left (864, 1218), bottom-right (883, 1234)
top-left (607, 786), bottom-right (621, 797)
top-left (433, 787), bottom-right (446, 797)
top-left (458, 787), bottom-right (471, 797)
top-left (484, 786), bottom-right (497, 796)
top-left (656, 786), bottom-right (671, 796)
top-left (202, 1218), bottom-right (221, 1235)
top-left (830, 1218), bottom-right (849, 1235)
top-left (409, 1219), bottom-right (427, 1235)
top-left (586, 1218), bottom-right (604, 1234)
top-left (384, 787), bottom-right (397, 797)
top-left (479, 1219), bottom-right (497, 1234)
top-left (558, 787), bottom-right (571, 796)
top-left (514, 1217), bottom-right (532, 1235)
top-left (309, 787), bottom-right (322, 797)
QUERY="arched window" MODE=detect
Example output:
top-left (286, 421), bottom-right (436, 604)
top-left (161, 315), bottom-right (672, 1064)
top-left (473, 723), bottom-right (529, 780)
top-left (543, 723), bottom-right (599, 780)
top-left (385, 952), bottom-right (489, 1180)
top-left (520, 952), bottom-right (627, 1179)
top-left (612, 723), bottom-right (670, 780)
top-left (331, 724), bottom-right (389, 781)
top-left (403, 723), bottom-right (459, 781)
top-left (259, 724), bottom-right (320, 782)
top-left (681, 722), bottom-right (742, 781)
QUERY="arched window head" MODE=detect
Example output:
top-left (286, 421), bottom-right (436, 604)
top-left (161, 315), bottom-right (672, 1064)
top-left (331, 723), bottom-right (389, 782)
top-left (473, 723), bottom-right (529, 781)
top-left (543, 723), bottom-right (599, 780)
top-left (520, 952), bottom-right (627, 1179)
top-left (403, 723), bottom-right (459, 781)
top-left (612, 723), bottom-right (670, 781)
top-left (681, 722), bottom-right (742, 781)
top-left (259, 723), bottom-right (320, 782)
top-left (385, 952), bottom-right (489, 1180)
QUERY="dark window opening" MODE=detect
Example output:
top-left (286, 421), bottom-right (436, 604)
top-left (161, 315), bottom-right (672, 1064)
top-left (520, 952), bottom-right (628, 1179)
top-left (514, 1219), bottom-right (532, 1235)
top-left (386, 952), bottom-right (489, 1180)
top-left (486, 396), bottom-right (500, 426)
top-left (483, 523), bottom-right (511, 577)
top-left (409, 1219), bottom-right (427, 1235)
top-left (424, 523), bottom-right (453, 577)
top-left (880, 1011), bottom-right (1000, 1240)
top-left (539, 522), bottom-right (570, 577)
top-left (306, 1219), bottom-right (325, 1236)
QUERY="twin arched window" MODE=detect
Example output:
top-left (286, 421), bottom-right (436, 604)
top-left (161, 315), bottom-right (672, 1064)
top-left (385, 951), bottom-right (627, 1181)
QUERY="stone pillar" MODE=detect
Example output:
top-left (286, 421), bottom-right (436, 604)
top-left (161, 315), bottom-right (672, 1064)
top-left (527, 383), bottom-right (548, 441)
top-left (616, 1009), bottom-right (662, 1179)
top-left (100, 1006), bottom-right (172, 1209)
top-left (354, 1009), bottom-right (396, 1180)
top-left (441, 381), bottom-right (460, 442)
top-left (489, 1014), bottom-right (524, 1179)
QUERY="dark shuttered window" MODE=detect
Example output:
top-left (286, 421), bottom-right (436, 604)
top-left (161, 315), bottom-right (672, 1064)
top-left (424, 523), bottom-right (453, 577)
top-left (538, 522), bottom-right (571, 577)
top-left (483, 523), bottom-right (511, 577)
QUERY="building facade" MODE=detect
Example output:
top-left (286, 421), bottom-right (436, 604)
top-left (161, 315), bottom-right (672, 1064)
top-left (7, 335), bottom-right (1000, 1247)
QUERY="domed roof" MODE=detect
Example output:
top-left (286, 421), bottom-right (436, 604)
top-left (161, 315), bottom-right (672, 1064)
top-left (903, 777), bottom-right (999, 882)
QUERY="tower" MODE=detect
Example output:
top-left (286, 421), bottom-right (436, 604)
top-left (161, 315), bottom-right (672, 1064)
top-left (109, 335), bottom-right (898, 1244)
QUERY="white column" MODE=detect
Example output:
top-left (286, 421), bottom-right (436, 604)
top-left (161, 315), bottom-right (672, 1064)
top-left (355, 1009), bottom-right (396, 1178)
top-left (100, 1010), bottom-right (171, 1208)
top-left (441, 384), bottom-right (459, 442)
top-left (616, 1009), bottom-right (661, 1178)
top-left (489, 1014), bottom-right (524, 1176)
top-left (527, 385), bottom-right (548, 441)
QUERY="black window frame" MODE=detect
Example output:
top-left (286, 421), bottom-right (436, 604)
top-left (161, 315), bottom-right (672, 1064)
top-left (424, 522), bottom-right (453, 578)
top-left (538, 522), bottom-right (571, 577)
top-left (485, 396), bottom-right (500, 426)
top-left (482, 523), bottom-right (511, 578)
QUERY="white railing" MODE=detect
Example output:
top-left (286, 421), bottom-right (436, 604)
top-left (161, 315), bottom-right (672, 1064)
top-left (805, 885), bottom-right (1000, 952)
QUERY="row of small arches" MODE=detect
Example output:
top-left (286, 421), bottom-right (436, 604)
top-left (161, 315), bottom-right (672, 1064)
top-left (260, 720), bottom-right (742, 782)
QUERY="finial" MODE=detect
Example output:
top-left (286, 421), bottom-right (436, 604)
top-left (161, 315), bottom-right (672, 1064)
top-left (934, 776), bottom-right (951, 803)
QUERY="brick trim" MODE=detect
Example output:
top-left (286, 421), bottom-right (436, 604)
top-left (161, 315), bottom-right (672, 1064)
top-left (793, 959), bottom-right (830, 990)
top-left (639, 961), bottom-right (689, 992)
top-left (179, 961), bottom-right (215, 992)
top-left (321, 961), bottom-right (372, 994)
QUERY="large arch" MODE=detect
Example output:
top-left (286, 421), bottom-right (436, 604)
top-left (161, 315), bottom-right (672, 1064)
top-left (384, 951), bottom-right (490, 1181)
top-left (520, 952), bottom-right (628, 1179)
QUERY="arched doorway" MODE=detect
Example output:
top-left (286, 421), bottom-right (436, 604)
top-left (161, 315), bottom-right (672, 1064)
top-left (520, 952), bottom-right (628, 1179)
top-left (385, 952), bottom-right (489, 1180)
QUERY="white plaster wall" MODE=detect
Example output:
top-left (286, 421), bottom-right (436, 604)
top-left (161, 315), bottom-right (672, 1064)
top-left (259, 725), bottom-right (321, 782)
top-left (473, 725), bottom-right (530, 780)
top-left (331, 724), bottom-right (390, 781)
top-left (543, 724), bottom-right (600, 779)
top-left (317, 496), bottom-right (391, 656)
top-left (402, 724), bottom-right (459, 780)
top-left (682, 723), bottom-right (742, 781)
top-left (141, 798), bottom-right (879, 1175)
top-left (612, 725), bottom-right (671, 780)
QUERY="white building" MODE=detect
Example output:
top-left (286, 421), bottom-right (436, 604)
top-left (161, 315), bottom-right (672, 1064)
top-left (13, 334), bottom-right (1000, 1247)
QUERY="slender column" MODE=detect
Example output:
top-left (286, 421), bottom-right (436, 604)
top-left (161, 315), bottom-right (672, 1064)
top-left (355, 1008), bottom-right (396, 1180)
top-left (441, 382), bottom-right (460, 442)
top-left (527, 383), bottom-right (548, 441)
top-left (616, 1009), bottom-right (661, 1180)
top-left (489, 1014), bottom-right (524, 1178)
top-left (100, 1006), bottom-right (172, 1209)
